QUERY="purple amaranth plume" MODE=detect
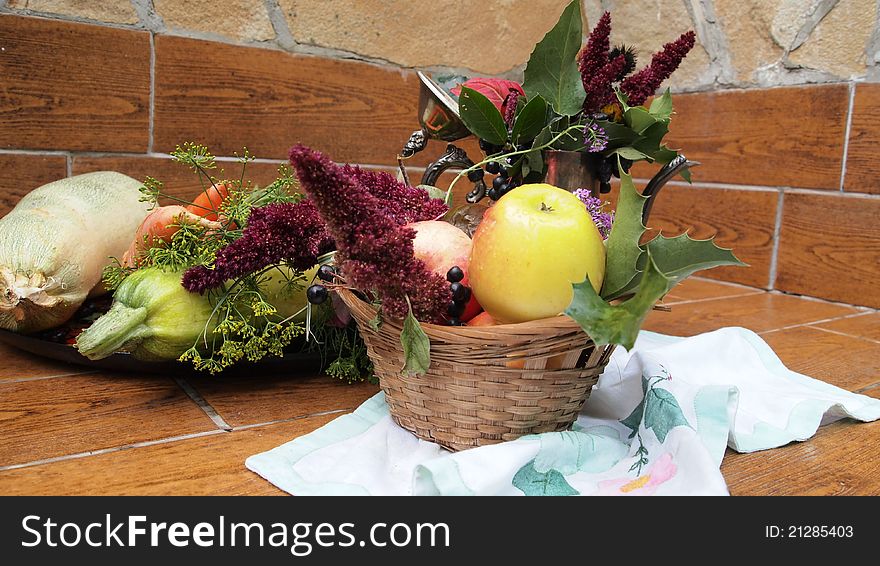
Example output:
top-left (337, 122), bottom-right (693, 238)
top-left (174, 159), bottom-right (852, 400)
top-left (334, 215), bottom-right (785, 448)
top-left (582, 54), bottom-right (627, 114)
top-left (621, 31), bottom-right (696, 106)
top-left (182, 200), bottom-right (331, 293)
top-left (288, 144), bottom-right (451, 323)
top-left (578, 11), bottom-right (612, 94)
top-left (182, 157), bottom-right (448, 296)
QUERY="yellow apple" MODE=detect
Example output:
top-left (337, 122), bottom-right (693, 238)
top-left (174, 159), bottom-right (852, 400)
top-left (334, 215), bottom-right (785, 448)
top-left (468, 183), bottom-right (606, 323)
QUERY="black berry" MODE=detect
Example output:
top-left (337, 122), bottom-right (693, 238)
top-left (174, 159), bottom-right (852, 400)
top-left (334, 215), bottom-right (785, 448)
top-left (446, 266), bottom-right (464, 283)
top-left (498, 166), bottom-right (509, 179)
top-left (485, 161), bottom-right (501, 174)
top-left (450, 282), bottom-right (471, 303)
top-left (479, 139), bottom-right (501, 154)
top-left (487, 187), bottom-right (500, 200)
top-left (447, 301), bottom-right (465, 318)
top-left (317, 264), bottom-right (336, 282)
top-left (307, 284), bottom-right (329, 305)
top-left (448, 317), bottom-right (463, 327)
top-left (467, 168), bottom-right (485, 182)
top-left (492, 176), bottom-right (507, 191)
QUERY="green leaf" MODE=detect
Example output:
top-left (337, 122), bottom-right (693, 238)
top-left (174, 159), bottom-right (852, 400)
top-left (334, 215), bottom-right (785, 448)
top-left (524, 149), bottom-right (544, 177)
top-left (648, 88), bottom-right (673, 120)
top-left (648, 145), bottom-right (678, 165)
top-left (596, 119), bottom-right (639, 150)
top-left (565, 250), bottom-right (672, 350)
top-left (368, 310), bottom-right (382, 332)
top-left (612, 146), bottom-right (649, 161)
top-left (522, 0), bottom-right (585, 116)
top-left (416, 184), bottom-right (449, 202)
top-left (400, 299), bottom-right (430, 375)
top-left (637, 120), bottom-right (670, 151)
top-left (600, 164), bottom-right (647, 300)
top-left (623, 106), bottom-right (658, 134)
top-left (511, 95), bottom-right (548, 145)
top-left (646, 233), bottom-right (747, 288)
top-left (548, 115), bottom-right (583, 150)
top-left (679, 166), bottom-right (692, 183)
top-left (458, 86), bottom-right (508, 146)
top-left (644, 387), bottom-right (690, 442)
top-left (512, 460), bottom-right (579, 496)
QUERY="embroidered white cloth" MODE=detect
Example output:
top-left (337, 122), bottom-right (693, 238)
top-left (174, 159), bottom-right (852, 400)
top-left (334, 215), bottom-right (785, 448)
top-left (246, 327), bottom-right (880, 495)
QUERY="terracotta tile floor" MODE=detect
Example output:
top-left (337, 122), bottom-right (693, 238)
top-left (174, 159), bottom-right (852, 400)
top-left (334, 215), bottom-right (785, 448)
top-left (0, 277), bottom-right (877, 495)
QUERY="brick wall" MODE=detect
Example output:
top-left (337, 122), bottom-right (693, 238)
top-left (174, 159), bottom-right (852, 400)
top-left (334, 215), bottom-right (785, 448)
top-left (1, 2), bottom-right (879, 309)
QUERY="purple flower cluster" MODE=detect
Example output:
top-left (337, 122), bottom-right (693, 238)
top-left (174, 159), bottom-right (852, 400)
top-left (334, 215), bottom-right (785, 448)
top-left (584, 122), bottom-right (609, 153)
top-left (574, 189), bottom-right (614, 239)
top-left (182, 200), bottom-right (332, 293)
top-left (621, 31), bottom-right (696, 106)
top-left (288, 144), bottom-right (451, 324)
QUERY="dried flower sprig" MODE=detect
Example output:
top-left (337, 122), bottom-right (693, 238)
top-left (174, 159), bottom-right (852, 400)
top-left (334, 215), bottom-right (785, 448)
top-left (288, 144), bottom-right (451, 323)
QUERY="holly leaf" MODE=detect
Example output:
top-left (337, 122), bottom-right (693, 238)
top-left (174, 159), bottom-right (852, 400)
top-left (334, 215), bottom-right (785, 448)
top-left (512, 460), bottom-right (579, 496)
top-left (600, 164), bottom-right (647, 300)
top-left (644, 387), bottom-right (690, 442)
top-left (623, 106), bottom-right (658, 134)
top-left (679, 166), bottom-right (693, 183)
top-left (612, 146), bottom-right (649, 161)
top-left (647, 233), bottom-right (747, 288)
top-left (400, 299), bottom-right (430, 375)
top-left (648, 88), bottom-right (673, 120)
top-left (522, 0), bottom-right (585, 116)
top-left (511, 95), bottom-right (548, 145)
top-left (596, 119), bottom-right (640, 150)
top-left (458, 86), bottom-right (508, 146)
top-left (566, 250), bottom-right (672, 350)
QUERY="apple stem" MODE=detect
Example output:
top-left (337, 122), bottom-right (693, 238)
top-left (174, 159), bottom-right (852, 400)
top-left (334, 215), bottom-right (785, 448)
top-left (540, 202), bottom-right (554, 213)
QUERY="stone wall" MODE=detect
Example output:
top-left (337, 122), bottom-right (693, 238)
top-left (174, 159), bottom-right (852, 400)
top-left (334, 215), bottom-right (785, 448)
top-left (4, 0), bottom-right (878, 89)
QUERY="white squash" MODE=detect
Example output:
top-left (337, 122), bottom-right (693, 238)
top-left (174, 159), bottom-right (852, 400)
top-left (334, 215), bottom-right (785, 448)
top-left (0, 171), bottom-right (152, 333)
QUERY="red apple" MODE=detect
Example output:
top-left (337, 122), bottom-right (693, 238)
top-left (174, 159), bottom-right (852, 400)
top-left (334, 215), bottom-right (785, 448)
top-left (408, 220), bottom-right (481, 322)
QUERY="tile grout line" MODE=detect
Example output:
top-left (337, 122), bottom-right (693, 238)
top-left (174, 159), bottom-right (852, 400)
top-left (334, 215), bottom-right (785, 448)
top-left (0, 408), bottom-right (356, 472)
top-left (767, 190), bottom-right (785, 290)
top-left (173, 377), bottom-right (233, 431)
top-left (0, 429), bottom-right (225, 472)
top-left (147, 31), bottom-right (156, 153)
top-left (757, 311), bottom-right (873, 335)
top-left (808, 324), bottom-right (880, 346)
top-left (839, 82), bottom-right (856, 192)
top-left (662, 290), bottom-right (765, 307)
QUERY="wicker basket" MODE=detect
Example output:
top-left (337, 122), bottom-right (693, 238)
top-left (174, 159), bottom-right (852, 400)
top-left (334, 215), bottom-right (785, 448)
top-left (337, 288), bottom-right (616, 452)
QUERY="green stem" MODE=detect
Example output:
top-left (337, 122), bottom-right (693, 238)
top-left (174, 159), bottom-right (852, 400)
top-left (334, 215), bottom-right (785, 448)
top-left (75, 303), bottom-right (152, 360)
top-left (448, 124), bottom-right (586, 196)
